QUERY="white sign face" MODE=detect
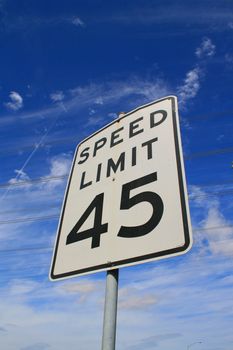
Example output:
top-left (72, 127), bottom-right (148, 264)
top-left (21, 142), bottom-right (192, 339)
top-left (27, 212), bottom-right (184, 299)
top-left (50, 96), bottom-right (192, 280)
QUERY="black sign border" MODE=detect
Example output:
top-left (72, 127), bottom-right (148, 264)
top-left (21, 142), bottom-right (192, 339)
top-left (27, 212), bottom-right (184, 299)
top-left (50, 96), bottom-right (191, 280)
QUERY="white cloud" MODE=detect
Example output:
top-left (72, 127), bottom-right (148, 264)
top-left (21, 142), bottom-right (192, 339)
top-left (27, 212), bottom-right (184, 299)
top-left (189, 185), bottom-right (233, 257)
top-left (195, 37), bottom-right (216, 58)
top-left (58, 280), bottom-right (103, 303)
top-left (60, 280), bottom-right (100, 294)
top-left (47, 154), bottom-right (71, 178)
top-left (0, 152), bottom-right (72, 246)
top-left (0, 77), bottom-right (168, 126)
top-left (0, 275), bottom-right (105, 349)
top-left (0, 229), bottom-right (233, 350)
top-left (5, 91), bottom-right (23, 111)
top-left (177, 37), bottom-right (216, 109)
top-left (94, 96), bottom-right (104, 105)
top-left (98, 5), bottom-right (233, 31)
top-left (8, 280), bottom-right (40, 296)
top-left (69, 77), bottom-right (169, 110)
top-left (8, 169), bottom-right (31, 185)
top-left (50, 91), bottom-right (65, 102)
top-left (119, 286), bottom-right (158, 310)
top-left (177, 67), bottom-right (201, 107)
top-left (202, 206), bottom-right (233, 256)
top-left (88, 108), bottom-right (96, 115)
top-left (119, 293), bottom-right (158, 310)
top-left (189, 185), bottom-right (218, 209)
top-left (71, 16), bottom-right (85, 27)
top-left (108, 112), bottom-right (118, 119)
top-left (43, 153), bottom-right (71, 188)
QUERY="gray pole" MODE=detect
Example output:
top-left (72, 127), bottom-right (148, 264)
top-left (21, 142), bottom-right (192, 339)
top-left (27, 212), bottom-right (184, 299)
top-left (102, 112), bottom-right (123, 350)
top-left (101, 269), bottom-right (119, 350)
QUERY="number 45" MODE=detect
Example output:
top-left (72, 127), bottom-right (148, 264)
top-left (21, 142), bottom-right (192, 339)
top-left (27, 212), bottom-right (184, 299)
top-left (66, 172), bottom-right (164, 248)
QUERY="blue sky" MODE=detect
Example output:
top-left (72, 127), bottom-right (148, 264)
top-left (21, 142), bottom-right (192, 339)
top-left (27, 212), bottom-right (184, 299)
top-left (0, 0), bottom-right (233, 349)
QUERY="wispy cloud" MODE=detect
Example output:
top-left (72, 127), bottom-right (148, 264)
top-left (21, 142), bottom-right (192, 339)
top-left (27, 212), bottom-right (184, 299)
top-left (1, 2), bottom-right (232, 36)
top-left (60, 281), bottom-right (99, 294)
top-left (195, 37), bottom-right (216, 58)
top-left (0, 4), bottom-right (86, 32)
top-left (43, 153), bottom-right (72, 189)
top-left (178, 37), bottom-right (215, 108)
top-left (8, 279), bottom-right (40, 296)
top-left (0, 220), bottom-right (233, 349)
top-left (5, 91), bottom-right (23, 111)
top-left (71, 16), bottom-right (85, 27)
top-left (8, 169), bottom-right (31, 185)
top-left (0, 77), bottom-right (168, 126)
top-left (50, 91), bottom-right (65, 103)
top-left (96, 3), bottom-right (233, 32)
top-left (202, 206), bottom-right (233, 256)
top-left (119, 291), bottom-right (158, 310)
top-left (177, 67), bottom-right (202, 107)
top-left (0, 36), bottom-right (216, 127)
top-left (0, 39), bottom-right (215, 129)
top-left (189, 184), bottom-right (233, 257)
top-left (0, 152), bottom-right (71, 248)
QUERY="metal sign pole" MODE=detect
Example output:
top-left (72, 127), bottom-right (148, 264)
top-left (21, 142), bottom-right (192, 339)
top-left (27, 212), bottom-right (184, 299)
top-left (101, 269), bottom-right (119, 350)
top-left (102, 112), bottom-right (123, 350)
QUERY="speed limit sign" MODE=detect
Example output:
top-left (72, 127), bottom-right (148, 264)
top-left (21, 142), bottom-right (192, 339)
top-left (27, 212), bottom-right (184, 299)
top-left (50, 96), bottom-right (192, 280)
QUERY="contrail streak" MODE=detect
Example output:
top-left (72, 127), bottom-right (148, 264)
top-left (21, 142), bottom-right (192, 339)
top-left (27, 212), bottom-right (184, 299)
top-left (0, 103), bottom-right (67, 202)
